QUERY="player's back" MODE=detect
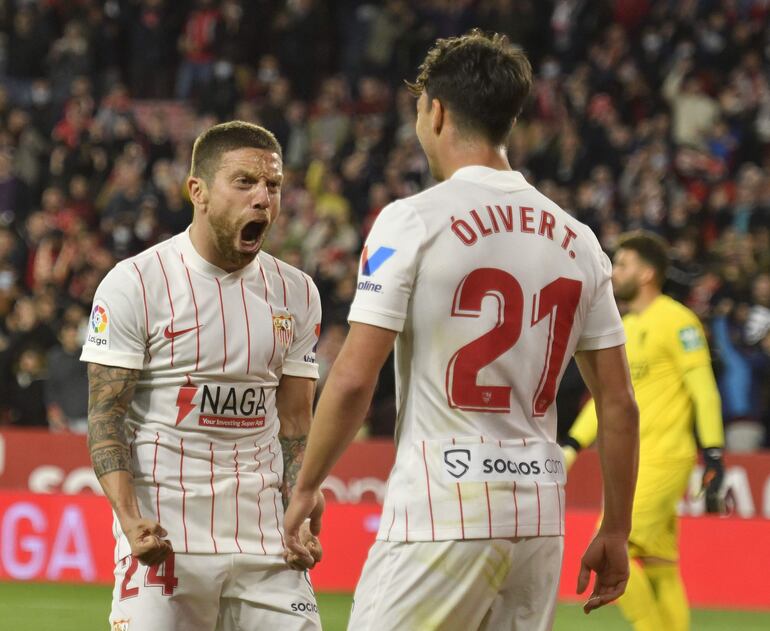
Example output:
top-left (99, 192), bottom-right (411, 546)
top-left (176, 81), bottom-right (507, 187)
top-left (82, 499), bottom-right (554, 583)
top-left (351, 166), bottom-right (624, 541)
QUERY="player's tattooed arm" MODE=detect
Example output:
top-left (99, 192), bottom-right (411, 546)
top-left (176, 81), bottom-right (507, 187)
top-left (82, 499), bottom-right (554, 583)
top-left (87, 363), bottom-right (140, 478)
top-left (279, 435), bottom-right (307, 509)
top-left (276, 374), bottom-right (316, 510)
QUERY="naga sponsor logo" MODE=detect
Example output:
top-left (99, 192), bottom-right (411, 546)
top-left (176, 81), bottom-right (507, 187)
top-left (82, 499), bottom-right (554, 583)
top-left (357, 280), bottom-right (383, 293)
top-left (175, 379), bottom-right (267, 428)
top-left (443, 449), bottom-right (471, 479)
top-left (290, 601), bottom-right (319, 613)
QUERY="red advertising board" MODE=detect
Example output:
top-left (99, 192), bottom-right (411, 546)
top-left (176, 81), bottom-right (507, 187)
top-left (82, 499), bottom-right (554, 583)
top-left (1, 492), bottom-right (768, 609)
top-left (3, 430), bottom-right (770, 520)
top-left (1, 429), bottom-right (770, 609)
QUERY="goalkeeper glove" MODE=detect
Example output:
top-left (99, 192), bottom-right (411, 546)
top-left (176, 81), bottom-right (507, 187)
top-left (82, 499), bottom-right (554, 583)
top-left (560, 436), bottom-right (581, 471)
top-left (701, 447), bottom-right (725, 514)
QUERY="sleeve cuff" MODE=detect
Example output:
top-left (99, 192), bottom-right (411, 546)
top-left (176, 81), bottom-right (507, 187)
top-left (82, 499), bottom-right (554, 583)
top-left (348, 306), bottom-right (405, 332)
top-left (576, 328), bottom-right (626, 351)
top-left (282, 359), bottom-right (320, 379)
top-left (79, 348), bottom-right (145, 370)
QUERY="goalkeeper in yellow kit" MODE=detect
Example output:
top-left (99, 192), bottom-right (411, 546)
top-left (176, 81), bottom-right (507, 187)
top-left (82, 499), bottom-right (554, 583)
top-left (562, 232), bottom-right (725, 631)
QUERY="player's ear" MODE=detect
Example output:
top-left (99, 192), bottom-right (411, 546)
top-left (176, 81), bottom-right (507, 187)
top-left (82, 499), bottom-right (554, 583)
top-left (640, 264), bottom-right (656, 287)
top-left (188, 176), bottom-right (209, 209)
top-left (431, 97), bottom-right (444, 135)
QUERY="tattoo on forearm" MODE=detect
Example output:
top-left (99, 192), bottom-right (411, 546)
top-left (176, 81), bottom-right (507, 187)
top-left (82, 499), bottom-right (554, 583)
top-left (87, 363), bottom-right (139, 478)
top-left (91, 444), bottom-right (132, 477)
top-left (279, 435), bottom-right (307, 509)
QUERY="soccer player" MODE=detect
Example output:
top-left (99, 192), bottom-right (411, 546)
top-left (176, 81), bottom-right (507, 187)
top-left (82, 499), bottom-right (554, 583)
top-left (562, 231), bottom-right (725, 631)
top-left (284, 31), bottom-right (639, 631)
top-left (81, 122), bottom-right (324, 630)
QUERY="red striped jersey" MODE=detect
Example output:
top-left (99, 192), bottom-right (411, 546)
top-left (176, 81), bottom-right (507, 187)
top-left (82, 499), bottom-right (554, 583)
top-left (81, 229), bottom-right (321, 558)
top-left (348, 166), bottom-right (625, 542)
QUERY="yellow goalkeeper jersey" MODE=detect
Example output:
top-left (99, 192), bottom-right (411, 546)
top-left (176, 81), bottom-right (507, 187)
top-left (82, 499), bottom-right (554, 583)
top-left (571, 294), bottom-right (722, 464)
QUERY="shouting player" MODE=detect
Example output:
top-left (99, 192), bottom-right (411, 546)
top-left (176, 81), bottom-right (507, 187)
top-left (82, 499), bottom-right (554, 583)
top-left (81, 122), bottom-right (324, 630)
top-left (285, 31), bottom-right (639, 631)
top-left (563, 231), bottom-right (725, 631)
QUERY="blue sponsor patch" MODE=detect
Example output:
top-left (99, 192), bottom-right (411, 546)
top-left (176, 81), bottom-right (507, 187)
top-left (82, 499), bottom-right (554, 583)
top-left (361, 246), bottom-right (396, 276)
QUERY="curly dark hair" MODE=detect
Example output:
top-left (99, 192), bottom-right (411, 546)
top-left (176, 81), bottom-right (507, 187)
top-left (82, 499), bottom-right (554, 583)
top-left (407, 29), bottom-right (532, 145)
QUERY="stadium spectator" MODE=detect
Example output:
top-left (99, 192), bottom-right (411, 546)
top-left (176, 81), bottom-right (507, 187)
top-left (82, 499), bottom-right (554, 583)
top-left (0, 0), bottom-right (766, 445)
top-left (45, 321), bottom-right (89, 433)
top-left (175, 0), bottom-right (221, 100)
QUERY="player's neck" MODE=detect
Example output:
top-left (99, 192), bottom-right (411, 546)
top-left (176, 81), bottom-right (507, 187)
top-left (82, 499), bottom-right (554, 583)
top-left (439, 142), bottom-right (511, 179)
top-left (628, 287), bottom-right (661, 314)
top-left (189, 221), bottom-right (248, 273)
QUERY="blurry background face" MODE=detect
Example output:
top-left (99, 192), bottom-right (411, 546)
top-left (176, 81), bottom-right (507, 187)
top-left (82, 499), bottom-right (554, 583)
top-left (612, 248), bottom-right (645, 301)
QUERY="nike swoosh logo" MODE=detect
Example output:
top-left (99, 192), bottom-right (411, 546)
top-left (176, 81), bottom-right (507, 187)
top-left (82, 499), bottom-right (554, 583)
top-left (164, 324), bottom-right (201, 340)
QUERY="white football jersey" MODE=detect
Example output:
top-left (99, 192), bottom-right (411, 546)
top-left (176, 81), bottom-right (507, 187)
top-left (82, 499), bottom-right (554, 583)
top-left (81, 228), bottom-right (321, 558)
top-left (349, 166), bottom-right (625, 542)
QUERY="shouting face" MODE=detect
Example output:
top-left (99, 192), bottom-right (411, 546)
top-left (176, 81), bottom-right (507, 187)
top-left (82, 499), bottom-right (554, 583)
top-left (191, 147), bottom-right (283, 271)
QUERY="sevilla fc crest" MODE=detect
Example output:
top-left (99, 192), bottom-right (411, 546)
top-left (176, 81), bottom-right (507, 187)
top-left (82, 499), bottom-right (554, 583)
top-left (273, 313), bottom-right (294, 348)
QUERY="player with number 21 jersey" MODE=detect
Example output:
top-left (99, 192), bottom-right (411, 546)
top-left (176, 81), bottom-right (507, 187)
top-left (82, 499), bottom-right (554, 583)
top-left (352, 166), bottom-right (625, 542)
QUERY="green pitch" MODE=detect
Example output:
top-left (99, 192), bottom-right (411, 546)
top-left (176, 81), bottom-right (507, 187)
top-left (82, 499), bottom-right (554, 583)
top-left (1, 582), bottom-right (768, 630)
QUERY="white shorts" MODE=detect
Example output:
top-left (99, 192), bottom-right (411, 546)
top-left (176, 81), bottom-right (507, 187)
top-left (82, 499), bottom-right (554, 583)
top-left (109, 552), bottom-right (320, 631)
top-left (348, 536), bottom-right (564, 631)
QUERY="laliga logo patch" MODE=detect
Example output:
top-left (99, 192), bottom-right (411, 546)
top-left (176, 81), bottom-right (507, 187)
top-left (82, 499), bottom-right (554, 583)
top-left (87, 302), bottom-right (109, 348)
top-left (112, 620), bottom-right (130, 631)
top-left (273, 313), bottom-right (294, 348)
top-left (361, 245), bottom-right (396, 276)
top-left (90, 304), bottom-right (108, 333)
top-left (444, 448), bottom-right (471, 479)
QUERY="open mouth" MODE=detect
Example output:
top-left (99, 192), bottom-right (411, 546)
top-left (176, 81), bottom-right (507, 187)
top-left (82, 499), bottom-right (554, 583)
top-left (240, 220), bottom-right (267, 250)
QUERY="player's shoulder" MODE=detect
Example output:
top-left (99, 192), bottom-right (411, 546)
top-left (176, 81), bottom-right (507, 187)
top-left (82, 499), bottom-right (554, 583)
top-left (100, 234), bottom-right (181, 289)
top-left (654, 294), bottom-right (701, 326)
top-left (116, 233), bottom-right (181, 271)
top-left (259, 252), bottom-right (315, 295)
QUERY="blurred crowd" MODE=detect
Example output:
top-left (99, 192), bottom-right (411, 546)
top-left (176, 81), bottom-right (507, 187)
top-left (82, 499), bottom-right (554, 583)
top-left (0, 0), bottom-right (769, 450)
